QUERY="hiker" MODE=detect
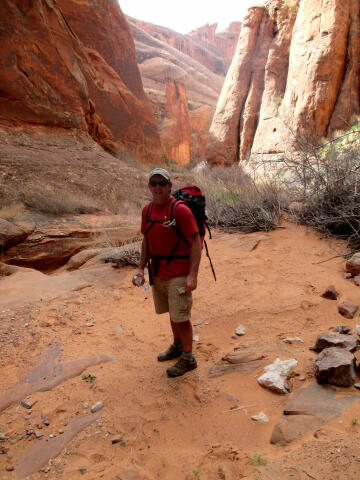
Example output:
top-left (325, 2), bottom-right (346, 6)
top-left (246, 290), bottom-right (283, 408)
top-left (132, 167), bottom-right (202, 377)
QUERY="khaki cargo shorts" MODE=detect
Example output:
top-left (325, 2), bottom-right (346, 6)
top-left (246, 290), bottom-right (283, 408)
top-left (152, 276), bottom-right (192, 323)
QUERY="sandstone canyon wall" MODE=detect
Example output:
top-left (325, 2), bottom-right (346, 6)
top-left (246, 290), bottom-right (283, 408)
top-left (127, 18), bottom-right (239, 164)
top-left (0, 0), bottom-right (162, 164)
top-left (206, 0), bottom-right (360, 166)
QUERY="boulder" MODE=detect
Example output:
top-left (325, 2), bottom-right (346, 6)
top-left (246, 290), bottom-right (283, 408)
top-left (257, 358), bottom-right (298, 394)
top-left (338, 300), bottom-right (359, 319)
top-left (315, 347), bottom-right (356, 387)
top-left (0, 219), bottom-right (28, 250)
top-left (321, 285), bottom-right (339, 300)
top-left (346, 253), bottom-right (360, 276)
top-left (312, 333), bottom-right (357, 352)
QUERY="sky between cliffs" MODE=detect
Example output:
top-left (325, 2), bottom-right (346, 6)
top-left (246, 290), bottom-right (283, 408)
top-left (118, 0), bottom-right (266, 34)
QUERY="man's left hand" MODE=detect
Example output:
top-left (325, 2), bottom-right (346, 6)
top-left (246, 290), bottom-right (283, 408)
top-left (185, 273), bottom-right (197, 293)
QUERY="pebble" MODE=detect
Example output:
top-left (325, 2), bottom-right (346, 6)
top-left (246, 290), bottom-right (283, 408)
top-left (83, 403), bottom-right (89, 409)
top-left (193, 335), bottom-right (199, 342)
top-left (41, 414), bottom-right (50, 426)
top-left (5, 464), bottom-right (14, 471)
top-left (0, 433), bottom-right (7, 441)
top-left (35, 430), bottom-right (43, 439)
top-left (282, 337), bottom-right (304, 344)
top-left (21, 400), bottom-right (35, 410)
top-left (354, 383), bottom-right (360, 390)
top-left (251, 412), bottom-right (269, 423)
top-left (355, 325), bottom-right (360, 335)
top-left (109, 434), bottom-right (123, 444)
top-left (115, 325), bottom-right (123, 334)
top-left (235, 325), bottom-right (246, 336)
top-left (91, 401), bottom-right (104, 413)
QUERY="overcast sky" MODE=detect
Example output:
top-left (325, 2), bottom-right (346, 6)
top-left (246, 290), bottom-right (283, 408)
top-left (118, 0), bottom-right (265, 34)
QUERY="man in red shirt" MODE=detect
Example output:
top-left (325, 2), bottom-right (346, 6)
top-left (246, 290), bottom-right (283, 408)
top-left (133, 168), bottom-right (202, 377)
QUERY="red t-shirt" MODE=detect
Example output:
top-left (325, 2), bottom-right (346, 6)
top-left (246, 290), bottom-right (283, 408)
top-left (141, 197), bottom-right (199, 279)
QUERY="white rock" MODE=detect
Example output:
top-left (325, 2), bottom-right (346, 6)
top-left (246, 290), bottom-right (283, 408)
top-left (235, 325), bottom-right (246, 336)
top-left (257, 358), bottom-right (298, 394)
top-left (251, 412), bottom-right (269, 422)
top-left (282, 337), bottom-right (304, 344)
top-left (91, 401), bottom-right (104, 413)
top-left (355, 325), bottom-right (360, 335)
top-left (193, 335), bottom-right (199, 342)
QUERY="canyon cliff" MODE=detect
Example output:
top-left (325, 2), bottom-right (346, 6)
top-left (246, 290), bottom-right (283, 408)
top-left (0, 0), bottom-right (162, 164)
top-left (127, 18), bottom-right (241, 165)
top-left (206, 0), bottom-right (360, 166)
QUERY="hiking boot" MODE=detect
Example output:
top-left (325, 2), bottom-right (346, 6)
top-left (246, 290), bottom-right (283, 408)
top-left (166, 356), bottom-right (197, 377)
top-left (157, 344), bottom-right (182, 362)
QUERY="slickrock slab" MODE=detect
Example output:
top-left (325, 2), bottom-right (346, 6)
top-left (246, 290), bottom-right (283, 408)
top-left (315, 347), bottom-right (356, 387)
top-left (271, 383), bottom-right (358, 445)
top-left (346, 253), bottom-right (360, 276)
top-left (338, 300), bottom-right (359, 319)
top-left (311, 333), bottom-right (358, 352)
top-left (0, 218), bottom-right (28, 250)
top-left (321, 285), bottom-right (339, 300)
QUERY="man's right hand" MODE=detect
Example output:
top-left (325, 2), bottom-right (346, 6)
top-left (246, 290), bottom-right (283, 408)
top-left (132, 269), bottom-right (145, 286)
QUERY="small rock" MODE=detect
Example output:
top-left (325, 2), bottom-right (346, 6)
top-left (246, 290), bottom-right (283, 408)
top-left (235, 325), bottom-right (246, 336)
top-left (91, 401), bottom-right (104, 413)
top-left (354, 383), bottom-right (360, 390)
top-left (311, 333), bottom-right (357, 353)
top-left (346, 253), bottom-right (360, 276)
top-left (111, 434), bottom-right (124, 445)
top-left (338, 300), bottom-right (358, 319)
top-left (115, 325), bottom-right (123, 334)
top-left (354, 276), bottom-right (360, 287)
top-left (193, 335), bottom-right (199, 342)
top-left (34, 430), bottom-right (43, 439)
top-left (282, 337), bottom-right (304, 344)
top-left (5, 464), bottom-right (14, 472)
top-left (41, 414), bottom-right (50, 426)
top-left (321, 285), bottom-right (339, 300)
top-left (0, 432), bottom-right (7, 441)
top-left (21, 400), bottom-right (35, 410)
top-left (316, 347), bottom-right (356, 387)
top-left (83, 403), bottom-right (89, 409)
top-left (355, 325), bottom-right (360, 335)
top-left (251, 412), bottom-right (269, 422)
top-left (333, 325), bottom-right (352, 334)
top-left (345, 272), bottom-right (354, 279)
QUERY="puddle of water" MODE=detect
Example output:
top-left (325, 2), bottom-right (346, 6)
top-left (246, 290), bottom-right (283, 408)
top-left (0, 343), bottom-right (116, 413)
top-left (15, 412), bottom-right (101, 478)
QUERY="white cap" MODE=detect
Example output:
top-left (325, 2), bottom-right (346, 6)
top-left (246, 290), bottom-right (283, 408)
top-left (148, 168), bottom-right (171, 183)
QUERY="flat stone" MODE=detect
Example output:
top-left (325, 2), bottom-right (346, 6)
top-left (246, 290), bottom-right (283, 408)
top-left (311, 333), bottom-right (357, 352)
top-left (332, 325), bottom-right (352, 334)
top-left (338, 300), bottom-right (358, 319)
top-left (271, 383), bottom-right (358, 444)
top-left (321, 285), bottom-right (339, 300)
top-left (282, 337), bottom-right (304, 344)
top-left (111, 434), bottom-right (124, 445)
top-left (316, 347), bottom-right (356, 387)
top-left (209, 353), bottom-right (264, 378)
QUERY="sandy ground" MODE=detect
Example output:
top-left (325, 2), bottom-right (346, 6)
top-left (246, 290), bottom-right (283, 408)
top-left (1, 221), bottom-right (360, 479)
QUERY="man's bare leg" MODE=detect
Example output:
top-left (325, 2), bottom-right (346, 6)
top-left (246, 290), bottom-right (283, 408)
top-left (170, 319), bottom-right (192, 352)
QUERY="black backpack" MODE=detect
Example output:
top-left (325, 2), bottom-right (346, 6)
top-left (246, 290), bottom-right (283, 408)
top-left (144, 185), bottom-right (216, 283)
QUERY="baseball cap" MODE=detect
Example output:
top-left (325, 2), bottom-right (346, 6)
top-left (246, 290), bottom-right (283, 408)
top-left (148, 168), bottom-right (171, 183)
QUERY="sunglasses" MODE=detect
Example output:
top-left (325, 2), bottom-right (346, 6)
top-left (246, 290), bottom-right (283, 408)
top-left (149, 180), bottom-right (169, 187)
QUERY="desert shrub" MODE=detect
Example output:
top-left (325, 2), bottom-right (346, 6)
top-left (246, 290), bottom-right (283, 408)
top-left (24, 191), bottom-right (99, 215)
top-left (102, 240), bottom-right (141, 267)
top-left (193, 165), bottom-right (283, 232)
top-left (0, 202), bottom-right (26, 220)
top-left (279, 127), bottom-right (360, 249)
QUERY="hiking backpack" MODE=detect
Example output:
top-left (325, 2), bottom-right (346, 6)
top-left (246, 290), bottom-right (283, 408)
top-left (144, 185), bottom-right (216, 283)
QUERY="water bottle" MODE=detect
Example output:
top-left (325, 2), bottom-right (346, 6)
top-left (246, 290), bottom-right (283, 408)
top-left (133, 274), bottom-right (149, 292)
